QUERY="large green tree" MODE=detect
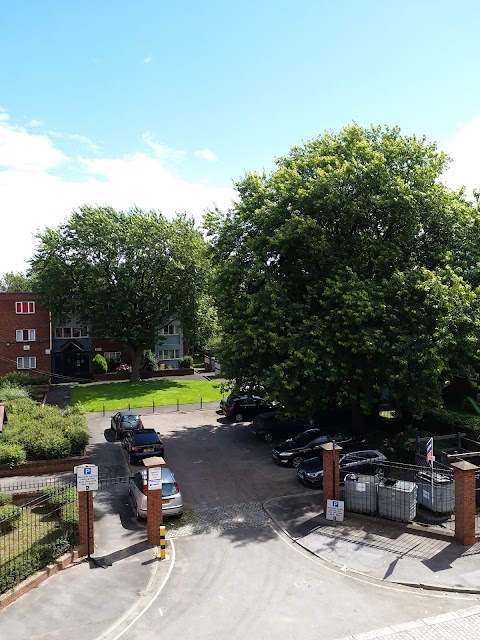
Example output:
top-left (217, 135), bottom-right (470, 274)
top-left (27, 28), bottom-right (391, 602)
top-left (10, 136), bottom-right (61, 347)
top-left (0, 271), bottom-right (32, 292)
top-left (30, 206), bottom-right (209, 382)
top-left (205, 125), bottom-right (480, 426)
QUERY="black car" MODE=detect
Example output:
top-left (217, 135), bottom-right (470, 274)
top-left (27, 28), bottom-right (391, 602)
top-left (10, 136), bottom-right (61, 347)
top-left (123, 428), bottom-right (165, 464)
top-left (223, 396), bottom-right (279, 422)
top-left (297, 449), bottom-right (387, 488)
top-left (272, 429), bottom-right (363, 467)
top-left (251, 411), bottom-right (312, 442)
top-left (111, 410), bottom-right (144, 440)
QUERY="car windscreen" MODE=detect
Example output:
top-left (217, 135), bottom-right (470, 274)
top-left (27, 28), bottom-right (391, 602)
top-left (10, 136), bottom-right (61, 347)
top-left (122, 415), bottom-right (141, 424)
top-left (162, 482), bottom-right (178, 497)
top-left (133, 432), bottom-right (159, 444)
top-left (291, 431), bottom-right (321, 446)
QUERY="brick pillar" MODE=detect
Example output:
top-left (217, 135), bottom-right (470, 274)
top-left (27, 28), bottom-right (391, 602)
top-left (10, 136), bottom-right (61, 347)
top-left (321, 442), bottom-right (343, 514)
top-left (78, 490), bottom-right (94, 555)
top-left (144, 456), bottom-right (166, 547)
top-left (452, 460), bottom-right (478, 546)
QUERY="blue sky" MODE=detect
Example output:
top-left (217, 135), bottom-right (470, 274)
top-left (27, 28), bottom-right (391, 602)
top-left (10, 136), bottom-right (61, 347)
top-left (1, 0), bottom-right (480, 274)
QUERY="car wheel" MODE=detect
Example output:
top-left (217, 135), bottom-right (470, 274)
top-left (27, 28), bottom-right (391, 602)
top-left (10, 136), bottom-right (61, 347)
top-left (235, 412), bottom-right (243, 422)
top-left (263, 433), bottom-right (273, 443)
top-left (292, 455), bottom-right (303, 468)
top-left (374, 467), bottom-right (385, 478)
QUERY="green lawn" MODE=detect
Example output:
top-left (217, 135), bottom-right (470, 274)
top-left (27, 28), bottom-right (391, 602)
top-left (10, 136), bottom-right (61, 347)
top-left (71, 379), bottom-right (224, 412)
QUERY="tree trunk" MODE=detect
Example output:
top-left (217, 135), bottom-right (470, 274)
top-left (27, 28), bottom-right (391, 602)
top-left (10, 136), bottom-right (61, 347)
top-left (130, 346), bottom-right (144, 383)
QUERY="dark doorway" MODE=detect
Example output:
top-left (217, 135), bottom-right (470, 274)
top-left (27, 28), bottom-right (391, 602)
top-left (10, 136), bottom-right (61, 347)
top-left (54, 340), bottom-right (91, 381)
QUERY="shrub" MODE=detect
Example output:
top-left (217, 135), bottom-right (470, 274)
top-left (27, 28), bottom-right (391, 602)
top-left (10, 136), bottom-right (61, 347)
top-left (0, 503), bottom-right (22, 532)
top-left (0, 443), bottom-right (27, 467)
top-left (116, 363), bottom-right (132, 373)
top-left (141, 350), bottom-right (158, 371)
top-left (178, 355), bottom-right (193, 369)
top-left (0, 382), bottom-right (32, 401)
top-left (44, 485), bottom-right (77, 509)
top-left (92, 354), bottom-right (108, 374)
top-left (0, 372), bottom-right (50, 387)
top-left (415, 408), bottom-right (480, 437)
top-left (30, 431), bottom-right (71, 459)
top-left (157, 361), bottom-right (166, 370)
top-left (63, 424), bottom-right (89, 454)
top-left (0, 493), bottom-right (13, 506)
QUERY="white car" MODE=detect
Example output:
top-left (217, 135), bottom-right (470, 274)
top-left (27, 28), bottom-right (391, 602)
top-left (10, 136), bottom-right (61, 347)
top-left (129, 468), bottom-right (183, 520)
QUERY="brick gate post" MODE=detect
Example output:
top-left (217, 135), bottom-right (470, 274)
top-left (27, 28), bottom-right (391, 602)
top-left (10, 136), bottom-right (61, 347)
top-left (144, 456), bottom-right (166, 547)
top-left (321, 442), bottom-right (343, 514)
top-left (78, 490), bottom-right (94, 556)
top-left (452, 460), bottom-right (478, 546)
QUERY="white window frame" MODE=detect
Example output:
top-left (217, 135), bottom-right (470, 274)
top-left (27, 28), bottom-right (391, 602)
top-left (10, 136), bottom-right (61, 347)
top-left (16, 329), bottom-right (36, 342)
top-left (163, 324), bottom-right (180, 335)
top-left (15, 301), bottom-right (35, 314)
top-left (104, 351), bottom-right (122, 363)
top-left (161, 349), bottom-right (180, 360)
top-left (17, 356), bottom-right (37, 369)
top-left (54, 326), bottom-right (89, 338)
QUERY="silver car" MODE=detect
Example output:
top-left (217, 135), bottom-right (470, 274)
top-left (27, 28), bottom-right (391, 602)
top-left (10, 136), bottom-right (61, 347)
top-left (129, 468), bottom-right (183, 520)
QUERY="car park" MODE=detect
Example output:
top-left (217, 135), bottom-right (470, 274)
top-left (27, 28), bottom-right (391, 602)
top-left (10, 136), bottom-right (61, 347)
top-left (297, 449), bottom-right (387, 488)
top-left (123, 428), bottom-right (165, 464)
top-left (251, 411), bottom-right (312, 442)
top-left (129, 468), bottom-right (183, 519)
top-left (111, 410), bottom-right (144, 440)
top-left (223, 395), bottom-right (279, 422)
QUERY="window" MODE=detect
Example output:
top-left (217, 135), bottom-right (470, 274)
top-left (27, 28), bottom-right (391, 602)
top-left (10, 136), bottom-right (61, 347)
top-left (161, 349), bottom-right (180, 360)
top-left (16, 329), bottom-right (36, 342)
top-left (17, 356), bottom-right (36, 369)
top-left (163, 324), bottom-right (180, 335)
top-left (104, 351), bottom-right (121, 363)
top-left (16, 301), bottom-right (35, 314)
top-left (54, 326), bottom-right (89, 338)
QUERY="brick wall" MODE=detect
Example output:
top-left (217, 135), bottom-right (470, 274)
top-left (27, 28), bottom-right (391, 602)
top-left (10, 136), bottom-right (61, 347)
top-left (0, 293), bottom-right (52, 376)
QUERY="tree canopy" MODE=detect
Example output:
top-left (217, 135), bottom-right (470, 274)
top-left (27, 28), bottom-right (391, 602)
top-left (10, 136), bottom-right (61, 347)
top-left (0, 271), bottom-right (32, 292)
top-left (30, 206), bottom-right (209, 382)
top-left (205, 124), bottom-right (480, 425)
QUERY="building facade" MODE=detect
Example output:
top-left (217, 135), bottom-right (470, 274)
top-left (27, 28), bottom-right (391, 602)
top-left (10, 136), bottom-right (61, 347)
top-left (0, 293), bottom-right (52, 377)
top-left (0, 295), bottom-right (185, 380)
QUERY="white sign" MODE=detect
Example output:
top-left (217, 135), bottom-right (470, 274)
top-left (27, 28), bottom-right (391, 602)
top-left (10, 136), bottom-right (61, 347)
top-left (75, 464), bottom-right (99, 492)
top-left (148, 467), bottom-right (163, 491)
top-left (326, 499), bottom-right (345, 522)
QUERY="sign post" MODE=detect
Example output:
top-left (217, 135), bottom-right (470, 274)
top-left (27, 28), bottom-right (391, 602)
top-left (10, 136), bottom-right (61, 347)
top-left (75, 464), bottom-right (98, 560)
top-left (426, 438), bottom-right (434, 510)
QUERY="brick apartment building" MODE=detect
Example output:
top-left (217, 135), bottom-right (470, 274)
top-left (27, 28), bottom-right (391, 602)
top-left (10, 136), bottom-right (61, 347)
top-left (0, 293), bottom-right (185, 380)
top-left (0, 293), bottom-right (52, 377)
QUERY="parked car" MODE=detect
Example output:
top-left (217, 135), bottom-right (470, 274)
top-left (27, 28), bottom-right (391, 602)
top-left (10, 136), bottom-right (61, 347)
top-left (273, 429), bottom-right (365, 467)
top-left (223, 396), bottom-right (279, 422)
top-left (219, 384), bottom-right (266, 411)
top-left (297, 449), bottom-right (387, 488)
top-left (251, 411), bottom-right (312, 442)
top-left (129, 467), bottom-right (183, 520)
top-left (123, 428), bottom-right (165, 464)
top-left (111, 410), bottom-right (144, 440)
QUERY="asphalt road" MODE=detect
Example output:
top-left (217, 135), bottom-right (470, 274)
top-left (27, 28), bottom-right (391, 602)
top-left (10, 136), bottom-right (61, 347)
top-left (88, 408), bottom-right (480, 640)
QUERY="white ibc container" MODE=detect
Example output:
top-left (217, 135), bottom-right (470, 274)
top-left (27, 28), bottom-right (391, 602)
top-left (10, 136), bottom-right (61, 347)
top-left (378, 478), bottom-right (417, 522)
top-left (344, 473), bottom-right (379, 514)
top-left (415, 470), bottom-right (454, 514)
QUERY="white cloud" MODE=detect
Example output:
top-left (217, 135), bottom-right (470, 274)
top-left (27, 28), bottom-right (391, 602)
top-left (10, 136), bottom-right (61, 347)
top-left (195, 149), bottom-right (218, 162)
top-left (0, 117), bottom-right (235, 275)
top-left (442, 117), bottom-right (480, 197)
top-left (143, 56), bottom-right (152, 64)
top-left (142, 131), bottom-right (186, 162)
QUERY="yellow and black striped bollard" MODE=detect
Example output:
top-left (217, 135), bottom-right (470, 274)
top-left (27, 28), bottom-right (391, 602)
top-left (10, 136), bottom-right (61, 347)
top-left (159, 525), bottom-right (166, 560)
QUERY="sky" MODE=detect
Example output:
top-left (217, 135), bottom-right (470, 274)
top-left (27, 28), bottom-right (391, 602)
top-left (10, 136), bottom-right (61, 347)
top-left (1, 0), bottom-right (480, 275)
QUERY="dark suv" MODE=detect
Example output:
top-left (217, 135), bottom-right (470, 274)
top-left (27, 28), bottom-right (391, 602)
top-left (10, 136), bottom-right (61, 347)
top-left (123, 428), bottom-right (165, 464)
top-left (223, 396), bottom-right (279, 422)
top-left (251, 411), bottom-right (311, 442)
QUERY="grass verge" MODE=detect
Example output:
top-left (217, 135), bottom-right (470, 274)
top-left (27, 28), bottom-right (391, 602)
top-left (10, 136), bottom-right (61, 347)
top-left (71, 379), bottom-right (224, 412)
